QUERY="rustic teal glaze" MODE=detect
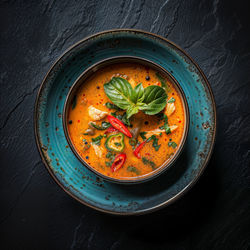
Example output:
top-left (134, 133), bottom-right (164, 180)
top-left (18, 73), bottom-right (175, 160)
top-left (35, 30), bottom-right (216, 215)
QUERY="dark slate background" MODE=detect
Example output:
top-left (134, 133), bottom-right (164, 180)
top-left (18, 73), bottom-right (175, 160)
top-left (1, 0), bottom-right (250, 249)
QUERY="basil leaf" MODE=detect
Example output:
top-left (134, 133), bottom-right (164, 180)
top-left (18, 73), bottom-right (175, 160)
top-left (129, 138), bottom-right (137, 146)
top-left (104, 77), bottom-right (134, 110)
top-left (121, 112), bottom-right (130, 126)
top-left (152, 137), bottom-right (160, 151)
top-left (105, 161), bottom-right (112, 167)
top-left (106, 152), bottom-right (113, 158)
top-left (140, 132), bottom-right (147, 140)
top-left (163, 114), bottom-right (171, 134)
top-left (132, 83), bottom-right (144, 103)
top-left (139, 86), bottom-right (167, 115)
top-left (91, 135), bottom-right (103, 145)
top-left (146, 135), bottom-right (161, 151)
top-left (168, 97), bottom-right (175, 103)
top-left (104, 77), bottom-right (167, 118)
top-left (105, 102), bottom-right (121, 110)
top-left (91, 122), bottom-right (111, 130)
top-left (127, 166), bottom-right (140, 175)
top-left (126, 105), bottom-right (140, 119)
top-left (168, 141), bottom-right (177, 148)
top-left (165, 125), bottom-right (171, 134)
top-left (142, 157), bottom-right (156, 169)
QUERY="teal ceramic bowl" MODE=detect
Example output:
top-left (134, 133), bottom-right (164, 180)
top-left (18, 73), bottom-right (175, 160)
top-left (34, 29), bottom-right (216, 215)
top-left (63, 56), bottom-right (190, 184)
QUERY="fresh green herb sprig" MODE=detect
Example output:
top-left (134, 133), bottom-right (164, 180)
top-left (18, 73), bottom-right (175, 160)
top-left (104, 77), bottom-right (167, 119)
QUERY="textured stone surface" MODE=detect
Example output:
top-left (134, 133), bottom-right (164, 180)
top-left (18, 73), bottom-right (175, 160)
top-left (0, 0), bottom-right (250, 249)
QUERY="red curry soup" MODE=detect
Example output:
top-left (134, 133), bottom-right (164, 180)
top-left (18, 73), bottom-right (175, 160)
top-left (67, 63), bottom-right (186, 180)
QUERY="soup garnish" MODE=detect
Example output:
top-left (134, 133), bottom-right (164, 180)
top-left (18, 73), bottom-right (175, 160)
top-left (67, 63), bottom-right (185, 179)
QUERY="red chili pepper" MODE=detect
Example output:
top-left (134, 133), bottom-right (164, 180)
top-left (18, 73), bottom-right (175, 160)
top-left (133, 141), bottom-right (147, 159)
top-left (104, 126), bottom-right (118, 134)
top-left (111, 153), bottom-right (126, 172)
top-left (107, 115), bottom-right (132, 138)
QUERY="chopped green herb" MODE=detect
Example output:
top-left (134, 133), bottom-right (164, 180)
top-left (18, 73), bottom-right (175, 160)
top-left (161, 114), bottom-right (171, 135)
top-left (165, 124), bottom-right (171, 134)
top-left (127, 166), bottom-right (140, 175)
top-left (106, 152), bottom-right (113, 158)
top-left (91, 135), bottom-right (103, 145)
top-left (168, 141), bottom-right (177, 148)
top-left (140, 132), bottom-right (147, 140)
top-left (129, 138), bottom-right (138, 148)
top-left (114, 142), bottom-right (122, 147)
top-left (72, 95), bottom-right (77, 109)
top-left (105, 161), bottom-right (112, 167)
top-left (147, 135), bottom-right (161, 151)
top-left (152, 137), bottom-right (161, 151)
top-left (155, 72), bottom-right (170, 92)
top-left (146, 135), bottom-right (155, 142)
top-left (156, 113), bottom-right (165, 120)
top-left (105, 152), bottom-right (116, 166)
top-left (90, 121), bottom-right (111, 130)
top-left (163, 114), bottom-right (168, 123)
top-left (103, 134), bottom-right (107, 138)
top-left (121, 112), bottom-right (130, 126)
top-left (159, 132), bottom-right (162, 136)
top-left (105, 102), bottom-right (121, 110)
top-left (142, 157), bottom-right (156, 169)
top-left (168, 97), bottom-right (175, 103)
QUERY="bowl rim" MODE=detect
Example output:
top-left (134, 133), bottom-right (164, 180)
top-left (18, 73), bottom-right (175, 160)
top-left (62, 56), bottom-right (190, 184)
top-left (34, 29), bottom-right (217, 215)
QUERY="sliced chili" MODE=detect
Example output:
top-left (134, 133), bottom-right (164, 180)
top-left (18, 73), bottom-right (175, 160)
top-left (133, 141), bottom-right (147, 159)
top-left (107, 115), bottom-right (132, 138)
top-left (111, 153), bottom-right (126, 172)
top-left (104, 126), bottom-right (118, 134)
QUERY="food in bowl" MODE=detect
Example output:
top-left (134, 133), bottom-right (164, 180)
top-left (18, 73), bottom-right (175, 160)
top-left (65, 59), bottom-right (188, 181)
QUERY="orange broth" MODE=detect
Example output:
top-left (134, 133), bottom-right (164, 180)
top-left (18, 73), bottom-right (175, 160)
top-left (67, 63), bottom-right (185, 180)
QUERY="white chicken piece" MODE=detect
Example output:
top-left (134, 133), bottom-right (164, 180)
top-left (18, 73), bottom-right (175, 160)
top-left (165, 103), bottom-right (176, 117)
top-left (169, 125), bottom-right (178, 132)
top-left (145, 129), bottom-right (164, 137)
top-left (91, 143), bottom-right (103, 158)
top-left (88, 105), bottom-right (108, 121)
top-left (145, 125), bottom-right (178, 137)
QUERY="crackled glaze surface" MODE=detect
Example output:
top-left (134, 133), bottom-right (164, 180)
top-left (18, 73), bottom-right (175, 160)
top-left (1, 1), bottom-right (249, 249)
top-left (35, 29), bottom-right (216, 215)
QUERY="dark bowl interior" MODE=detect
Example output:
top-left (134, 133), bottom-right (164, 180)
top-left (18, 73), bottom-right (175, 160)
top-left (63, 56), bottom-right (189, 184)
